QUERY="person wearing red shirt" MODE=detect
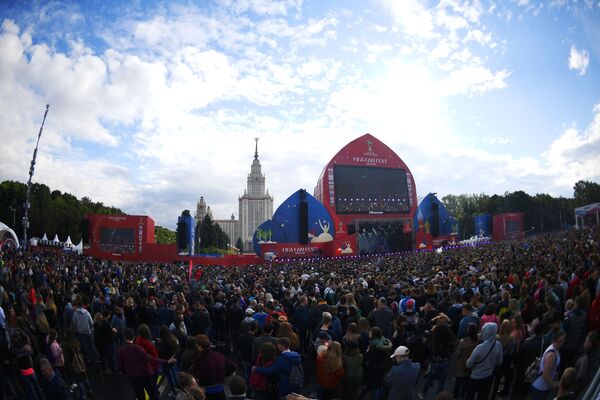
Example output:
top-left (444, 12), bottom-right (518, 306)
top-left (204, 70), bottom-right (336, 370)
top-left (134, 324), bottom-right (160, 376)
top-left (316, 341), bottom-right (345, 400)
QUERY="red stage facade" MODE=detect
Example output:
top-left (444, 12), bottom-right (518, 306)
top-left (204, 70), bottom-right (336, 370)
top-left (492, 213), bottom-right (525, 241)
top-left (86, 214), bottom-right (261, 265)
top-left (314, 134), bottom-right (418, 251)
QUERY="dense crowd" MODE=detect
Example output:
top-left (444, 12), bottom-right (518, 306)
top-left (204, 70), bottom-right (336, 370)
top-left (0, 226), bottom-right (599, 400)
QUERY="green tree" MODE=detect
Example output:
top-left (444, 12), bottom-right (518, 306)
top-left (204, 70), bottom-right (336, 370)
top-left (155, 226), bottom-right (176, 244)
top-left (0, 180), bottom-right (124, 244)
top-left (198, 214), bottom-right (230, 250)
top-left (573, 180), bottom-right (600, 207)
top-left (235, 237), bottom-right (244, 252)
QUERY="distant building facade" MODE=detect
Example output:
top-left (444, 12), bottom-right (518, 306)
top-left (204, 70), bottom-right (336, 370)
top-left (195, 139), bottom-right (273, 252)
top-left (215, 214), bottom-right (240, 248)
top-left (239, 139), bottom-right (273, 251)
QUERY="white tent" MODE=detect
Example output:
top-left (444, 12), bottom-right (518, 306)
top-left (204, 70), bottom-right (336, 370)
top-left (73, 240), bottom-right (83, 254)
top-left (0, 221), bottom-right (19, 248)
top-left (65, 235), bottom-right (73, 246)
top-left (52, 234), bottom-right (60, 243)
top-left (42, 233), bottom-right (48, 241)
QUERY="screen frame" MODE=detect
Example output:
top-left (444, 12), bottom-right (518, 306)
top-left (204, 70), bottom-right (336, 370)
top-left (333, 165), bottom-right (410, 215)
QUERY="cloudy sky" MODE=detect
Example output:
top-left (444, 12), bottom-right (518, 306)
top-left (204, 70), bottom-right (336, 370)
top-left (0, 0), bottom-right (599, 229)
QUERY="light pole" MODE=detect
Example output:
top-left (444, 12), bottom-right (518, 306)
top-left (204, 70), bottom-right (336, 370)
top-left (23, 104), bottom-right (50, 248)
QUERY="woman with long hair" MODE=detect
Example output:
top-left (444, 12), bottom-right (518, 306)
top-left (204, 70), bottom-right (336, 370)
top-left (343, 323), bottom-right (360, 349)
top-left (135, 324), bottom-right (161, 379)
top-left (510, 314), bottom-right (526, 352)
top-left (250, 342), bottom-right (278, 400)
top-left (419, 322), bottom-right (456, 399)
top-left (356, 318), bottom-right (370, 354)
top-left (494, 319), bottom-right (516, 397)
top-left (63, 329), bottom-right (93, 400)
top-left (453, 323), bottom-right (478, 400)
top-left (316, 341), bottom-right (345, 400)
top-left (278, 322), bottom-right (300, 352)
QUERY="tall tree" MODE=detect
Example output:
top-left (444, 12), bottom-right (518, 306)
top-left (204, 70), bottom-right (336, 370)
top-left (573, 180), bottom-right (600, 207)
top-left (235, 237), bottom-right (244, 253)
top-left (198, 214), bottom-right (230, 250)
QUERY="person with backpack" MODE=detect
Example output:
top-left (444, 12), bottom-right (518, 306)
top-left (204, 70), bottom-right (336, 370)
top-left (465, 322), bottom-right (503, 400)
top-left (341, 341), bottom-right (363, 400)
top-left (530, 331), bottom-right (566, 400)
top-left (62, 329), bottom-right (93, 400)
top-left (252, 337), bottom-right (303, 398)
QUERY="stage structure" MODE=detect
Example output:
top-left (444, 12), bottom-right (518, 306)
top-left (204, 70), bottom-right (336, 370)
top-left (413, 193), bottom-right (458, 249)
top-left (575, 203), bottom-right (600, 229)
top-left (253, 189), bottom-right (358, 259)
top-left (0, 221), bottom-right (19, 250)
top-left (85, 214), bottom-right (260, 265)
top-left (474, 214), bottom-right (492, 237)
top-left (492, 213), bottom-right (525, 241)
top-left (177, 214), bottom-right (195, 255)
top-left (314, 133), bottom-right (418, 254)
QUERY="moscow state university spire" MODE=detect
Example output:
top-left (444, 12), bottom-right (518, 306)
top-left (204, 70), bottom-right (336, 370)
top-left (239, 138), bottom-right (273, 251)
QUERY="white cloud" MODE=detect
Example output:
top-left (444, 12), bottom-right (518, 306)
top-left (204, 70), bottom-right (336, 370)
top-left (489, 137), bottom-right (515, 145)
top-left (568, 45), bottom-right (590, 75)
top-left (1, 0), bottom-right (593, 231)
top-left (544, 104), bottom-right (600, 187)
top-left (380, 0), bottom-right (438, 39)
top-left (438, 65), bottom-right (511, 96)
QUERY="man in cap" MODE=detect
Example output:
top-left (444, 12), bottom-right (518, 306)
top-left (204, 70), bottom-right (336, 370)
top-left (384, 346), bottom-right (420, 400)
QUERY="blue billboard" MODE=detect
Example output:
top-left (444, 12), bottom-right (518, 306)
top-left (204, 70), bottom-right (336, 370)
top-left (473, 214), bottom-right (492, 237)
top-left (177, 215), bottom-right (195, 255)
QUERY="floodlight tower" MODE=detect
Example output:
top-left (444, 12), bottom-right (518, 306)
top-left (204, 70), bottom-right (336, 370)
top-left (23, 104), bottom-right (50, 248)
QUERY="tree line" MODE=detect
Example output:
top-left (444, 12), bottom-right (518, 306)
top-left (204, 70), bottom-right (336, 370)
top-left (442, 180), bottom-right (600, 239)
top-left (0, 180), bottom-right (123, 244)
top-left (2, 179), bottom-right (599, 246)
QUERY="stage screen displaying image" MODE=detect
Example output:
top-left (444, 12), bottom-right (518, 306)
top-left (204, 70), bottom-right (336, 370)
top-left (334, 165), bottom-right (410, 214)
top-left (100, 228), bottom-right (135, 253)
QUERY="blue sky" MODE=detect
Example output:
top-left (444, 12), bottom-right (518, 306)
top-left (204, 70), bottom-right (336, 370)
top-left (0, 0), bottom-right (599, 229)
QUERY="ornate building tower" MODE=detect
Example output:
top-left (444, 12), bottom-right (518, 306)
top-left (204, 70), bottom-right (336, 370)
top-left (239, 138), bottom-right (274, 251)
top-left (195, 196), bottom-right (213, 223)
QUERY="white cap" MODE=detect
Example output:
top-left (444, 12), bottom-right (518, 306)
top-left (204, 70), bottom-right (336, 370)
top-left (391, 346), bottom-right (410, 358)
top-left (245, 308), bottom-right (255, 315)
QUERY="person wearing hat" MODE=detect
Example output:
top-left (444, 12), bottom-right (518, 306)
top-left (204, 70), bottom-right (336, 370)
top-left (384, 346), bottom-right (420, 400)
top-left (240, 307), bottom-right (255, 333)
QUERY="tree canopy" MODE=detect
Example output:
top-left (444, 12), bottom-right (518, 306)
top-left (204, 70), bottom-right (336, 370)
top-left (0, 180), bottom-right (123, 244)
top-left (441, 180), bottom-right (600, 239)
top-left (197, 213), bottom-right (230, 251)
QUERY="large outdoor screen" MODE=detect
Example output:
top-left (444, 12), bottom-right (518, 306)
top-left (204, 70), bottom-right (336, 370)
top-left (334, 166), bottom-right (410, 214)
top-left (100, 228), bottom-right (135, 253)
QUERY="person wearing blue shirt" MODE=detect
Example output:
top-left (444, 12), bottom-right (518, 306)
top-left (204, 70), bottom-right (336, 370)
top-left (458, 303), bottom-right (479, 339)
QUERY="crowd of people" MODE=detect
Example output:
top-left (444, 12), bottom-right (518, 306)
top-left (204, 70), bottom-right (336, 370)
top-left (0, 226), bottom-right (598, 400)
